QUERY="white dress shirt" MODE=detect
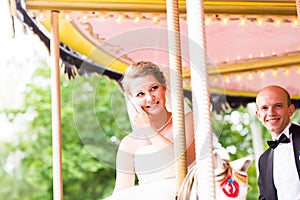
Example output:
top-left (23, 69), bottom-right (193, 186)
top-left (273, 123), bottom-right (300, 200)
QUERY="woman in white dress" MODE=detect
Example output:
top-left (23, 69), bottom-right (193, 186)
top-left (104, 61), bottom-right (195, 200)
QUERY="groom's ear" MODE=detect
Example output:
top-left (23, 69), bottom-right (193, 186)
top-left (288, 104), bottom-right (295, 117)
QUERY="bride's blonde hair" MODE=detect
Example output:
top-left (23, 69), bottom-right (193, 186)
top-left (121, 61), bottom-right (166, 95)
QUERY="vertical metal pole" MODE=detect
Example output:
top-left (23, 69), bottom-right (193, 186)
top-left (247, 103), bottom-right (264, 178)
top-left (50, 10), bottom-right (63, 200)
top-left (296, 0), bottom-right (300, 22)
top-left (166, 0), bottom-right (187, 194)
top-left (185, 0), bottom-right (216, 199)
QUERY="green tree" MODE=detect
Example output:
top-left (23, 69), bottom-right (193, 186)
top-left (1, 59), bottom-right (130, 199)
top-left (212, 107), bottom-right (258, 199)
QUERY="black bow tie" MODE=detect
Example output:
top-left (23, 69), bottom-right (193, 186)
top-left (267, 134), bottom-right (290, 149)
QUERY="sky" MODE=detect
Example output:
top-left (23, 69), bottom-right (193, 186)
top-left (0, 1), bottom-right (49, 141)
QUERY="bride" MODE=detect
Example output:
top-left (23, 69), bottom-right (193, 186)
top-left (104, 61), bottom-right (195, 200)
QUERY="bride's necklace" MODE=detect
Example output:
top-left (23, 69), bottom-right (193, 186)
top-left (156, 116), bottom-right (172, 132)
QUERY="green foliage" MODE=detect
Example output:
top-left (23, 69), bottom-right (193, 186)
top-left (1, 62), bottom-right (130, 199)
top-left (212, 106), bottom-right (259, 200)
top-left (291, 109), bottom-right (300, 125)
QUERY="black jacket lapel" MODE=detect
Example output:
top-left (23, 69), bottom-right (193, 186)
top-left (290, 123), bottom-right (300, 180)
top-left (267, 149), bottom-right (277, 199)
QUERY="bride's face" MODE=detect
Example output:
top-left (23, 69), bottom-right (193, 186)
top-left (129, 75), bottom-right (166, 114)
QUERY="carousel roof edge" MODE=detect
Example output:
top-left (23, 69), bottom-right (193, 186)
top-left (17, 2), bottom-right (123, 81)
top-left (24, 0), bottom-right (297, 16)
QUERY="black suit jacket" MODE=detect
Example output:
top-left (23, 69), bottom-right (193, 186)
top-left (258, 123), bottom-right (300, 200)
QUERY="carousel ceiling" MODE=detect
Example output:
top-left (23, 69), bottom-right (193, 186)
top-left (16, 0), bottom-right (300, 109)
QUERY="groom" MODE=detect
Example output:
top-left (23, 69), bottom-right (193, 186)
top-left (255, 85), bottom-right (300, 200)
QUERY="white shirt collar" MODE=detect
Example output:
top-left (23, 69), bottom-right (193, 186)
top-left (272, 123), bottom-right (291, 140)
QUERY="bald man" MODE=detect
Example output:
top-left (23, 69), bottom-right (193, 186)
top-left (256, 85), bottom-right (300, 200)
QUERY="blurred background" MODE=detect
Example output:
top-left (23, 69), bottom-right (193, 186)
top-left (1, 1), bottom-right (300, 200)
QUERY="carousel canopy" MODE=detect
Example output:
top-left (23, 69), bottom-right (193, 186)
top-left (16, 0), bottom-right (300, 110)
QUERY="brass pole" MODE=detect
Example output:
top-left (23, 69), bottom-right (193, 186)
top-left (166, 0), bottom-right (187, 194)
top-left (50, 10), bottom-right (63, 200)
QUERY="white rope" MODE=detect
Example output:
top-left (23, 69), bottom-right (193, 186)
top-left (185, 0), bottom-right (216, 199)
top-left (166, 0), bottom-right (188, 194)
top-left (51, 10), bottom-right (63, 200)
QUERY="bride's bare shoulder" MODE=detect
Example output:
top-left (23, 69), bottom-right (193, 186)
top-left (118, 132), bottom-right (150, 153)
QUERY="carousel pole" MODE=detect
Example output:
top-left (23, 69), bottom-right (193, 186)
top-left (185, 0), bottom-right (216, 199)
top-left (296, 0), bottom-right (300, 22)
top-left (50, 10), bottom-right (63, 200)
top-left (4, 0), bottom-right (16, 37)
top-left (165, 0), bottom-right (188, 194)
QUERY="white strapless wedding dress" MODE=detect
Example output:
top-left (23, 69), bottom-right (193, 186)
top-left (103, 145), bottom-right (176, 200)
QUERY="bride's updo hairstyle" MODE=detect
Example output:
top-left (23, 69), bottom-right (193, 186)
top-left (121, 61), bottom-right (166, 95)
